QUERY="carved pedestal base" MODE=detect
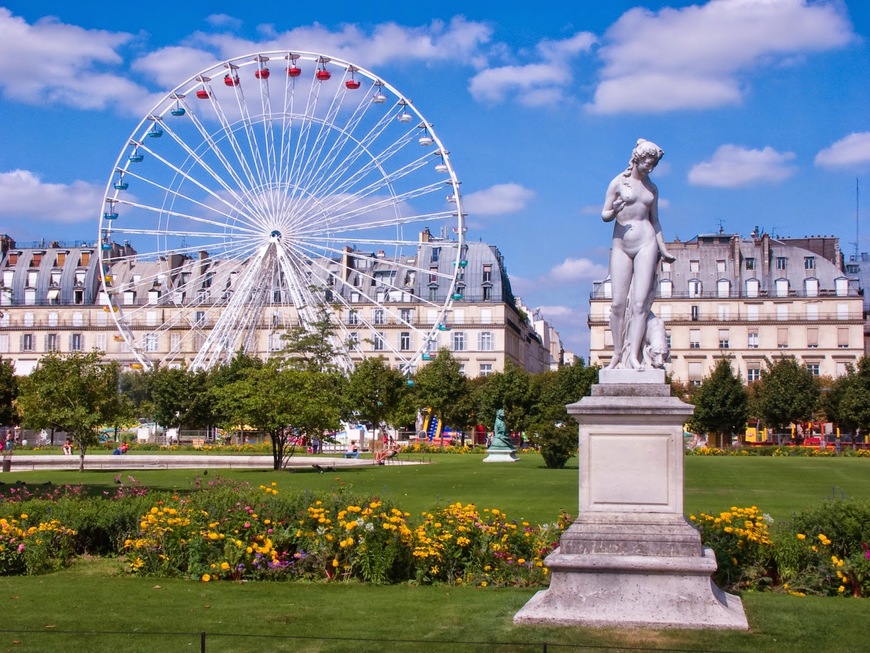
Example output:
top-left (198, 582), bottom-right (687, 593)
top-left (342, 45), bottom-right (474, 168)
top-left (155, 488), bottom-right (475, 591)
top-left (482, 448), bottom-right (519, 463)
top-left (514, 374), bottom-right (748, 630)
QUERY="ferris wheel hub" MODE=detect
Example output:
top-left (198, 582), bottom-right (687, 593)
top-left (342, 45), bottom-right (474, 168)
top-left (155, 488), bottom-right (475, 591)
top-left (270, 230), bottom-right (282, 241)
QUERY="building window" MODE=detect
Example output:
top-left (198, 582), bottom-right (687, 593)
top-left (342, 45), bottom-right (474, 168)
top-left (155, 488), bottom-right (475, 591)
top-left (718, 329), bottom-right (730, 349)
top-left (838, 303), bottom-right (849, 320)
top-left (776, 257), bottom-right (788, 270)
top-left (804, 256), bottom-right (815, 270)
top-left (431, 247), bottom-right (440, 263)
top-left (689, 329), bottom-right (700, 349)
top-left (661, 261), bottom-right (671, 272)
top-left (660, 280), bottom-right (673, 298)
top-left (777, 328), bottom-right (789, 349)
top-left (428, 287), bottom-right (438, 302)
top-left (717, 304), bottom-right (730, 320)
top-left (747, 368), bottom-right (761, 382)
top-left (777, 304), bottom-right (788, 321)
top-left (690, 305), bottom-right (699, 321)
top-left (690, 260), bottom-right (699, 273)
top-left (144, 334), bottom-right (158, 352)
top-left (45, 333), bottom-right (58, 352)
top-left (804, 278), bottom-right (819, 297)
top-left (745, 258), bottom-right (755, 271)
top-left (347, 310), bottom-right (359, 325)
top-left (688, 362), bottom-right (702, 387)
top-left (479, 363), bottom-right (493, 377)
top-left (482, 264), bottom-right (492, 283)
top-left (429, 266), bottom-right (439, 283)
top-left (660, 305), bottom-right (671, 321)
top-left (806, 363), bottom-right (820, 377)
top-left (372, 332), bottom-right (385, 351)
top-left (806, 304), bottom-right (818, 320)
top-left (74, 288), bottom-right (84, 304)
top-left (688, 280), bottom-right (701, 298)
top-left (482, 286), bottom-right (492, 301)
top-left (716, 260), bottom-right (726, 273)
top-left (838, 328), bottom-right (849, 348)
top-left (747, 331), bottom-right (759, 349)
top-left (0, 335), bottom-right (8, 353)
top-left (348, 333), bottom-right (360, 351)
top-left (24, 288), bottom-right (35, 305)
top-left (479, 332), bottom-right (493, 351)
top-left (717, 279), bottom-right (730, 298)
top-left (835, 277), bottom-right (849, 297)
top-left (21, 334), bottom-right (34, 352)
top-left (452, 331), bottom-right (465, 352)
top-left (374, 308), bottom-right (385, 325)
top-left (745, 278), bottom-right (759, 298)
top-left (399, 332), bottom-right (411, 351)
top-left (807, 328), bottom-right (819, 348)
top-left (70, 333), bottom-right (83, 352)
top-left (400, 308), bottom-right (412, 324)
top-left (775, 278), bottom-right (789, 297)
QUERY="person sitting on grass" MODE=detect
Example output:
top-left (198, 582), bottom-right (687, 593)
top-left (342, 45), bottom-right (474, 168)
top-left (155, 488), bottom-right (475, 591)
top-left (374, 444), bottom-right (399, 465)
top-left (344, 441), bottom-right (359, 459)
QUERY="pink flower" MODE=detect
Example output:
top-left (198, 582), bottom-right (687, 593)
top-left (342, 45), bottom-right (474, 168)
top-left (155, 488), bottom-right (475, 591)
top-left (18, 543), bottom-right (24, 552)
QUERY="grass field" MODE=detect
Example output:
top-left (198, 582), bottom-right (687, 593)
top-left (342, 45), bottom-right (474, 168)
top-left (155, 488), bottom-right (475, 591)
top-left (1, 454), bottom-right (868, 652)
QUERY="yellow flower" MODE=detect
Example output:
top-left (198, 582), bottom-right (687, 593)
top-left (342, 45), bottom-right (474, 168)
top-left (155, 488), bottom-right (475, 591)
top-left (201, 574), bottom-right (211, 582)
top-left (220, 562), bottom-right (230, 571)
top-left (20, 514), bottom-right (28, 520)
top-left (480, 581), bottom-right (488, 587)
top-left (796, 533), bottom-right (806, 540)
top-left (838, 586), bottom-right (846, 593)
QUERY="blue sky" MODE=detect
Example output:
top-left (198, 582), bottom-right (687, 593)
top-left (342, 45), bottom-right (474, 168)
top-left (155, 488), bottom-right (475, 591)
top-left (1, 0), bottom-right (869, 358)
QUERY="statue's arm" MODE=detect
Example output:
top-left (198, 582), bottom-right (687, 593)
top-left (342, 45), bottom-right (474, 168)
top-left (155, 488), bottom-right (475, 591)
top-left (601, 177), bottom-right (623, 222)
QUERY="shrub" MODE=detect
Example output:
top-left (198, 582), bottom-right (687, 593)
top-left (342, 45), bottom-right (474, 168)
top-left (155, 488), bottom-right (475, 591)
top-left (530, 422), bottom-right (576, 469)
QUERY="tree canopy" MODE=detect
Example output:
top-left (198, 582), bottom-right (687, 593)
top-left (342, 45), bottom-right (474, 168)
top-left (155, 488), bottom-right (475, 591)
top-left (688, 358), bottom-right (749, 448)
top-left (751, 356), bottom-right (819, 434)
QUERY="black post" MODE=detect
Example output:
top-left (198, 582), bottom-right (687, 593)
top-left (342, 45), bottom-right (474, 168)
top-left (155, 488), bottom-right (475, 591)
top-left (200, 631), bottom-right (206, 653)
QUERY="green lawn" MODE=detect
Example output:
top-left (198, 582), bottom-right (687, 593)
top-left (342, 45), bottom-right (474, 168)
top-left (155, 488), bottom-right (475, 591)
top-left (2, 454), bottom-right (869, 653)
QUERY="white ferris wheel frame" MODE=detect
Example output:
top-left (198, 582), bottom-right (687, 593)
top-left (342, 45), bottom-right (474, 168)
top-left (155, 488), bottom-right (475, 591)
top-left (98, 50), bottom-right (467, 374)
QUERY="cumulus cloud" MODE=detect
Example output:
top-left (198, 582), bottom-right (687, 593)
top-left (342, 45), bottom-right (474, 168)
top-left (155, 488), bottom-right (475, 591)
top-left (533, 305), bottom-right (576, 318)
top-left (469, 31), bottom-right (595, 106)
top-left (0, 9), bottom-right (155, 114)
top-left (0, 170), bottom-right (104, 223)
top-left (548, 257), bottom-right (608, 282)
top-left (206, 14), bottom-right (243, 30)
top-left (814, 133), bottom-right (870, 169)
top-left (688, 145), bottom-right (797, 187)
top-left (131, 46), bottom-right (223, 90)
top-left (589, 0), bottom-right (855, 114)
top-left (462, 184), bottom-right (535, 216)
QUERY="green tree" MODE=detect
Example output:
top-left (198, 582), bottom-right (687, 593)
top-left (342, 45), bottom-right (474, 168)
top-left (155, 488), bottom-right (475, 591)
top-left (475, 363), bottom-right (533, 434)
top-left (346, 357), bottom-right (406, 437)
top-left (752, 356), bottom-right (819, 442)
top-left (414, 350), bottom-right (468, 441)
top-left (278, 307), bottom-right (344, 373)
top-left (530, 360), bottom-right (598, 426)
top-left (827, 358), bottom-right (870, 434)
top-left (688, 358), bottom-right (749, 448)
top-left (149, 365), bottom-right (213, 431)
top-left (213, 364), bottom-right (342, 469)
top-left (17, 351), bottom-right (130, 471)
top-left (0, 356), bottom-right (18, 427)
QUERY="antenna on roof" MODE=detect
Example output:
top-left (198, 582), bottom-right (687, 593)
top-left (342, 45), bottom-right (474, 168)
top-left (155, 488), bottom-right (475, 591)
top-left (856, 177), bottom-right (860, 261)
top-left (716, 219), bottom-right (725, 234)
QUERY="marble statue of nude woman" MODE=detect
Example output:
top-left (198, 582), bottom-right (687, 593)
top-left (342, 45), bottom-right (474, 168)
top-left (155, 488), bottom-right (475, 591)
top-left (601, 139), bottom-right (675, 370)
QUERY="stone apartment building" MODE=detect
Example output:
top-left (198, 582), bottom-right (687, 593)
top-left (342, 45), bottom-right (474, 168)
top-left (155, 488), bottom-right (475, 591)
top-left (588, 232), bottom-right (865, 384)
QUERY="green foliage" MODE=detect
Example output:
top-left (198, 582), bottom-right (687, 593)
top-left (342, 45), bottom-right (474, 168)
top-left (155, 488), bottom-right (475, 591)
top-left (277, 306), bottom-right (345, 373)
top-left (474, 363), bottom-right (533, 433)
top-left (530, 361), bottom-right (598, 426)
top-left (0, 356), bottom-right (18, 426)
top-left (149, 365), bottom-right (213, 429)
top-left (826, 357), bottom-right (870, 431)
top-left (530, 421), bottom-right (576, 469)
top-left (346, 357), bottom-right (407, 429)
top-left (688, 358), bottom-right (749, 446)
top-left (212, 364), bottom-right (343, 469)
top-left (16, 351), bottom-right (131, 471)
top-left (751, 356), bottom-right (819, 431)
top-left (414, 350), bottom-right (469, 429)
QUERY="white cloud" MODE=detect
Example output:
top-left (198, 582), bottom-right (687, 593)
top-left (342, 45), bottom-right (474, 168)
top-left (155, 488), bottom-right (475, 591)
top-left (548, 257), bottom-right (608, 282)
top-left (469, 31), bottom-right (594, 105)
top-left (180, 17), bottom-right (492, 71)
top-left (206, 14), bottom-right (243, 30)
top-left (463, 184), bottom-right (535, 216)
top-left (0, 9), bottom-right (154, 114)
top-left (688, 145), bottom-right (797, 187)
top-left (0, 170), bottom-right (104, 223)
top-left (588, 0), bottom-right (855, 114)
top-left (131, 47), bottom-right (223, 90)
top-left (814, 133), bottom-right (870, 169)
top-left (534, 305), bottom-right (576, 318)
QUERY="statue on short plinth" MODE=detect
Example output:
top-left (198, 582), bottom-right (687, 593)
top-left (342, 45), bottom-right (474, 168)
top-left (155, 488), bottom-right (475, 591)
top-left (601, 138), bottom-right (673, 370)
top-left (483, 408), bottom-right (519, 462)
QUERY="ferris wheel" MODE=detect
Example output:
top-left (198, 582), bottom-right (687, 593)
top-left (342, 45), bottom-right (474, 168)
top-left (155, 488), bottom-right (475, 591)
top-left (98, 51), bottom-right (466, 373)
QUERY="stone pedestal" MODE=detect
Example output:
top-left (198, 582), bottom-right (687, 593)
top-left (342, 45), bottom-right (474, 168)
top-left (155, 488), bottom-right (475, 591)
top-left (482, 446), bottom-right (519, 463)
top-left (514, 370), bottom-right (748, 630)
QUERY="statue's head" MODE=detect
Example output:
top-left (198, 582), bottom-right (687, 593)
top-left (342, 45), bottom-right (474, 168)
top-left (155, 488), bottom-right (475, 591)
top-left (496, 408), bottom-right (505, 418)
top-left (624, 139), bottom-right (664, 176)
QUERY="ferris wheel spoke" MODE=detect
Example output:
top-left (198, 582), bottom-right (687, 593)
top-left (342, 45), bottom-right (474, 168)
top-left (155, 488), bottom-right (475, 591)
top-left (112, 200), bottom-right (262, 238)
top-left (227, 77), bottom-right (271, 191)
top-left (172, 95), bottom-right (264, 202)
top-left (148, 122), bottom-right (263, 219)
top-left (291, 128), bottom-right (418, 223)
